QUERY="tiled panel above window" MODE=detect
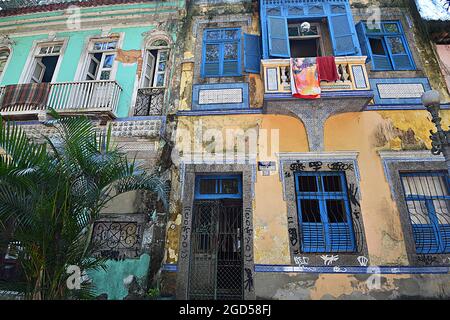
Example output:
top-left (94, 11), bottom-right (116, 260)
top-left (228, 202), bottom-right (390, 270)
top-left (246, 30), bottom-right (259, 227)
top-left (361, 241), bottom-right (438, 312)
top-left (369, 78), bottom-right (431, 106)
top-left (192, 83), bottom-right (249, 111)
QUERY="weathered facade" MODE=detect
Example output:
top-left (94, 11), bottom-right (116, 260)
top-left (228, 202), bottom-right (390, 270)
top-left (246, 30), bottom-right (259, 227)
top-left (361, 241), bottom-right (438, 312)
top-left (0, 0), bottom-right (186, 299)
top-left (162, 0), bottom-right (450, 300)
top-left (2, 0), bottom-right (450, 300)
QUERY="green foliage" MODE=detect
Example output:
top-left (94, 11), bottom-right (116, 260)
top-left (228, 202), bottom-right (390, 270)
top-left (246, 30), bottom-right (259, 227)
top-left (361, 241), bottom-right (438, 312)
top-left (0, 114), bottom-right (168, 299)
top-left (147, 287), bottom-right (160, 299)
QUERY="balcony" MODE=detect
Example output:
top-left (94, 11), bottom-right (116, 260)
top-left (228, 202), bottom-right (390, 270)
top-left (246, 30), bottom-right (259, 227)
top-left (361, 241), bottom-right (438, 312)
top-left (262, 56), bottom-right (371, 96)
top-left (0, 80), bottom-right (122, 120)
top-left (261, 56), bottom-right (374, 151)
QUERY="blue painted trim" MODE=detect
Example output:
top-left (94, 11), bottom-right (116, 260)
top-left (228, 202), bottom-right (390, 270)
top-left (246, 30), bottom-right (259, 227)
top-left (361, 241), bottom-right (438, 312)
top-left (194, 174), bottom-right (242, 200)
top-left (261, 0), bottom-right (361, 58)
top-left (369, 78), bottom-right (431, 105)
top-left (361, 21), bottom-right (416, 71)
top-left (162, 264), bottom-right (178, 272)
top-left (177, 109), bottom-right (263, 117)
top-left (264, 90), bottom-right (374, 100)
top-left (115, 116), bottom-right (165, 121)
top-left (366, 103), bottom-right (450, 111)
top-left (192, 82), bottom-right (249, 111)
top-left (400, 171), bottom-right (450, 254)
top-left (162, 263), bottom-right (450, 274)
top-left (295, 171), bottom-right (356, 253)
top-left (201, 28), bottom-right (242, 78)
top-left (254, 264), bottom-right (450, 274)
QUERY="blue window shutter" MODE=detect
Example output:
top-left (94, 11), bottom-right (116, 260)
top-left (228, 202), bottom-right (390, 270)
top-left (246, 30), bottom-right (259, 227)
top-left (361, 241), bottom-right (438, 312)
top-left (267, 16), bottom-right (290, 58)
top-left (412, 225), bottom-right (441, 254)
top-left (328, 223), bottom-right (355, 252)
top-left (244, 34), bottom-right (261, 73)
top-left (368, 37), bottom-right (392, 70)
top-left (202, 43), bottom-right (220, 77)
top-left (301, 223), bottom-right (326, 253)
top-left (328, 12), bottom-right (359, 56)
top-left (355, 22), bottom-right (370, 61)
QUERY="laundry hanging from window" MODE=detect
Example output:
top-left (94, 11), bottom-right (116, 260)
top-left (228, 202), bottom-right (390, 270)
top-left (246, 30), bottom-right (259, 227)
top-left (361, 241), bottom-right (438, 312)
top-left (316, 56), bottom-right (339, 82)
top-left (290, 57), bottom-right (321, 99)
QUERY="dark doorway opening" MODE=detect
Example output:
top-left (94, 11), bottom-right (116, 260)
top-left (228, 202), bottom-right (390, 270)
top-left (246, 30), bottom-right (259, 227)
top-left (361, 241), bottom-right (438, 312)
top-left (188, 175), bottom-right (243, 300)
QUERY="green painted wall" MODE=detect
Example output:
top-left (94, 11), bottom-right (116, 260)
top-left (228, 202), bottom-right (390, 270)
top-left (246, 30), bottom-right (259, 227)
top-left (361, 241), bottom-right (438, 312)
top-left (1, 34), bottom-right (48, 85)
top-left (55, 30), bottom-right (102, 82)
top-left (0, 25), bottom-right (168, 117)
top-left (87, 254), bottom-right (151, 300)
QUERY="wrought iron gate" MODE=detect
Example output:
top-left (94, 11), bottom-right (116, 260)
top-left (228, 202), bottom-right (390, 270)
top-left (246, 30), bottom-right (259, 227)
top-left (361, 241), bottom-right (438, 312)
top-left (188, 199), bottom-right (243, 300)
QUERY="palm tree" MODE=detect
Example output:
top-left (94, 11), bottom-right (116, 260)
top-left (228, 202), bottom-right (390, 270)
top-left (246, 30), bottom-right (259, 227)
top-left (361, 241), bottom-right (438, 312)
top-left (0, 114), bottom-right (168, 299)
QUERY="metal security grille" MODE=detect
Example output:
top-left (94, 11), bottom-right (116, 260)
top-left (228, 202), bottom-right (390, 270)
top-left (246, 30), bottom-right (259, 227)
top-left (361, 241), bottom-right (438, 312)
top-left (400, 172), bottom-right (450, 254)
top-left (188, 200), bottom-right (243, 300)
top-left (294, 171), bottom-right (362, 253)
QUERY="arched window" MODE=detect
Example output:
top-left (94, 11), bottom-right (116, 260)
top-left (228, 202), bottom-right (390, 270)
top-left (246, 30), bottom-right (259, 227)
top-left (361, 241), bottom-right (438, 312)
top-left (141, 39), bottom-right (170, 88)
top-left (0, 48), bottom-right (10, 79)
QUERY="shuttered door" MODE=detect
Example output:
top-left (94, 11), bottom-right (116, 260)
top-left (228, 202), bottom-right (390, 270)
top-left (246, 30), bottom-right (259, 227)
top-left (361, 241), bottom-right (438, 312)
top-left (385, 36), bottom-right (413, 70)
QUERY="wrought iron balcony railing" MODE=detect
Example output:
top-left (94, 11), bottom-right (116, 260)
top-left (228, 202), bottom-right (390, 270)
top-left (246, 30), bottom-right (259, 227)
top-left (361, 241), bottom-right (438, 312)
top-left (0, 80), bottom-right (122, 119)
top-left (133, 87), bottom-right (165, 116)
top-left (261, 56), bottom-right (370, 95)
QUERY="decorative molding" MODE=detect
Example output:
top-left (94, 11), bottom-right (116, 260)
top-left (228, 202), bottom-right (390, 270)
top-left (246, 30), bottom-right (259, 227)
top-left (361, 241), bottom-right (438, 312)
top-left (378, 150), bottom-right (445, 184)
top-left (254, 264), bottom-right (450, 274)
top-left (192, 15), bottom-right (252, 36)
top-left (178, 154), bottom-right (257, 200)
top-left (277, 151), bottom-right (360, 198)
top-left (177, 109), bottom-right (262, 116)
top-left (110, 119), bottom-right (162, 138)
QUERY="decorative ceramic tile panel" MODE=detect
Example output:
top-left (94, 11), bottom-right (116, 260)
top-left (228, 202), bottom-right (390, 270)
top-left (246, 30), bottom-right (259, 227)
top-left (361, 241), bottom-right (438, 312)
top-left (377, 83), bottom-right (424, 99)
top-left (192, 83), bottom-right (249, 110)
top-left (369, 78), bottom-right (431, 106)
top-left (351, 65), bottom-right (367, 89)
top-left (198, 88), bottom-right (243, 104)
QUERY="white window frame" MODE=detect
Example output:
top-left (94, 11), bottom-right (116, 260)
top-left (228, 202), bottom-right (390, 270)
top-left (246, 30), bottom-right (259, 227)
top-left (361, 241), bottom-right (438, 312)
top-left (140, 41), bottom-right (170, 89)
top-left (81, 38), bottom-right (119, 82)
top-left (19, 40), bottom-right (67, 84)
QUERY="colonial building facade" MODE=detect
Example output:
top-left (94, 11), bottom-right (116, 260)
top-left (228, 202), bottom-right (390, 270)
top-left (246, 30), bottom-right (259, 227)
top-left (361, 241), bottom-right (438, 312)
top-left (0, 0), bottom-right (186, 299)
top-left (162, 0), bottom-right (450, 300)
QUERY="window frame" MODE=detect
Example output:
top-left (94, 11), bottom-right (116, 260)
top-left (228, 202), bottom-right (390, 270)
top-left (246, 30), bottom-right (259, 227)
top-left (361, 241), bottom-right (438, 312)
top-left (201, 28), bottom-right (242, 78)
top-left (0, 47), bottom-right (11, 84)
top-left (294, 171), bottom-right (356, 253)
top-left (363, 20), bottom-right (415, 71)
top-left (194, 174), bottom-right (242, 200)
top-left (140, 40), bottom-right (170, 89)
top-left (21, 41), bottom-right (66, 84)
top-left (81, 38), bottom-right (119, 81)
top-left (400, 171), bottom-right (450, 254)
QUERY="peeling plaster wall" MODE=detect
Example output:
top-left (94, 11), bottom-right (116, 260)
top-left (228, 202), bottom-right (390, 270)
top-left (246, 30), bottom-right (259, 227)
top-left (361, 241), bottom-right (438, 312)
top-left (164, 0), bottom-right (450, 299)
top-left (255, 273), bottom-right (450, 300)
top-left (88, 254), bottom-right (151, 300)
